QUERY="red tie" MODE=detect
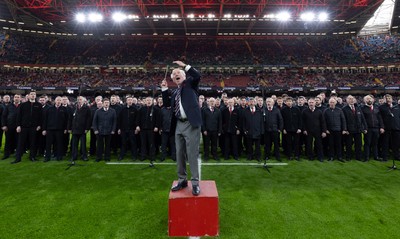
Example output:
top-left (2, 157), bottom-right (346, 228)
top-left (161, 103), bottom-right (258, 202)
top-left (351, 106), bottom-right (355, 114)
top-left (229, 108), bottom-right (232, 114)
top-left (370, 106), bottom-right (373, 112)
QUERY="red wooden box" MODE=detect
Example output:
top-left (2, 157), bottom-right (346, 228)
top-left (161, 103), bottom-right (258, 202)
top-left (168, 180), bottom-right (219, 237)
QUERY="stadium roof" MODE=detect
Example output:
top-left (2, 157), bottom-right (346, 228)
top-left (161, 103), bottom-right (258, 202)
top-left (0, 0), bottom-right (395, 37)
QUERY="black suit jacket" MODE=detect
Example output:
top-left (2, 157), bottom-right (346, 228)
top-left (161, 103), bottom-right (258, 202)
top-left (263, 107), bottom-right (283, 132)
top-left (162, 66), bottom-right (202, 133)
top-left (242, 108), bottom-right (264, 139)
top-left (202, 107), bottom-right (222, 133)
top-left (302, 108), bottom-right (327, 134)
top-left (69, 105), bottom-right (92, 134)
top-left (221, 107), bottom-right (241, 134)
top-left (281, 106), bottom-right (302, 132)
top-left (361, 105), bottom-right (384, 129)
top-left (342, 105), bottom-right (367, 133)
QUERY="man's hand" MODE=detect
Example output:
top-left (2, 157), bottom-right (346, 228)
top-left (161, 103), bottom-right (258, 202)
top-left (296, 129), bottom-right (302, 134)
top-left (2, 126), bottom-right (7, 132)
top-left (118, 129), bottom-right (121, 135)
top-left (16, 126), bottom-right (21, 133)
top-left (94, 130), bottom-right (99, 135)
top-left (203, 131), bottom-right (208, 136)
top-left (36, 126), bottom-right (41, 131)
top-left (236, 129), bottom-right (240, 135)
top-left (161, 79), bottom-right (168, 88)
top-left (283, 129), bottom-right (287, 134)
top-left (42, 130), bottom-right (47, 136)
top-left (154, 127), bottom-right (159, 133)
top-left (322, 132), bottom-right (327, 138)
top-left (380, 128), bottom-right (385, 134)
top-left (303, 130), bottom-right (308, 135)
top-left (173, 60), bottom-right (186, 68)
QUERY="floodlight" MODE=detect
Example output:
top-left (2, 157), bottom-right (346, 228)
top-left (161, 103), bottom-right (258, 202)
top-left (112, 12), bottom-right (127, 22)
top-left (276, 12), bottom-right (291, 21)
top-left (76, 13), bottom-right (86, 23)
top-left (318, 12), bottom-right (328, 21)
top-left (300, 12), bottom-right (315, 21)
top-left (88, 13), bottom-right (103, 23)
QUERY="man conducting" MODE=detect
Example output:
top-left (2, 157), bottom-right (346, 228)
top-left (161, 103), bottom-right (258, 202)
top-left (161, 61), bottom-right (202, 196)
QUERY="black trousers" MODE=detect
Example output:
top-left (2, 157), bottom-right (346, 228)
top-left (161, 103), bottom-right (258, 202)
top-left (364, 128), bottom-right (379, 160)
top-left (4, 128), bottom-right (17, 157)
top-left (15, 127), bottom-right (38, 161)
top-left (63, 133), bottom-right (70, 156)
top-left (380, 130), bottom-right (400, 160)
top-left (305, 132), bottom-right (323, 160)
top-left (96, 134), bottom-right (111, 161)
top-left (120, 130), bottom-right (138, 159)
top-left (89, 129), bottom-right (97, 155)
top-left (110, 133), bottom-right (120, 154)
top-left (71, 133), bottom-right (87, 160)
top-left (45, 130), bottom-right (64, 160)
top-left (246, 137), bottom-right (261, 161)
top-left (161, 132), bottom-right (176, 160)
top-left (285, 131), bottom-right (300, 158)
top-left (203, 131), bottom-right (218, 159)
top-left (327, 131), bottom-right (342, 159)
top-left (37, 131), bottom-right (46, 156)
top-left (140, 130), bottom-right (155, 160)
top-left (264, 131), bottom-right (280, 159)
top-left (344, 132), bottom-right (363, 160)
top-left (223, 133), bottom-right (239, 159)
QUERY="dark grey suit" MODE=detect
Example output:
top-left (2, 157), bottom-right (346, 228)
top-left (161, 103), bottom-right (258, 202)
top-left (162, 66), bottom-right (202, 186)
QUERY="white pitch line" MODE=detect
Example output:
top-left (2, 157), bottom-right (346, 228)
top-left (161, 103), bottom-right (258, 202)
top-left (106, 162), bottom-right (288, 166)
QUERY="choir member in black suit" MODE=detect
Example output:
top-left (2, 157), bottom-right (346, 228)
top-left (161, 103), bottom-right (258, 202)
top-left (89, 96), bottom-right (103, 156)
top-left (263, 98), bottom-right (283, 161)
top-left (160, 105), bottom-right (176, 161)
top-left (221, 98), bottom-right (240, 160)
top-left (118, 95), bottom-right (138, 161)
top-left (2, 94), bottom-right (21, 160)
top-left (69, 96), bottom-right (92, 162)
top-left (42, 96), bottom-right (69, 162)
top-left (202, 97), bottom-right (222, 161)
top-left (237, 97), bottom-right (248, 156)
top-left (110, 95), bottom-right (123, 155)
top-left (342, 95), bottom-right (367, 161)
top-left (92, 98), bottom-right (117, 162)
top-left (302, 98), bottom-right (327, 162)
top-left (242, 98), bottom-right (264, 161)
top-left (361, 95), bottom-right (385, 162)
top-left (281, 97), bottom-right (302, 160)
top-left (378, 94), bottom-right (399, 161)
top-left (12, 91), bottom-right (42, 164)
top-left (323, 98), bottom-right (347, 162)
top-left (136, 96), bottom-right (161, 163)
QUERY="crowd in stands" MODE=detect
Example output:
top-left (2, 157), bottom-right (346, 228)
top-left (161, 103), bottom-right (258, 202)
top-left (1, 31), bottom-right (400, 66)
top-left (1, 67), bottom-right (399, 88)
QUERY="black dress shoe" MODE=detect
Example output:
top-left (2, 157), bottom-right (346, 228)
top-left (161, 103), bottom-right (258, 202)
top-left (82, 158), bottom-right (88, 161)
top-left (171, 180), bottom-right (188, 191)
top-left (11, 160), bottom-right (21, 164)
top-left (2, 155), bottom-right (9, 160)
top-left (30, 158), bottom-right (36, 162)
top-left (192, 185), bottom-right (200, 196)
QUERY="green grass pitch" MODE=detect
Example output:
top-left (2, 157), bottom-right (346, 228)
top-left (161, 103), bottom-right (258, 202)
top-left (1, 158), bottom-right (400, 238)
